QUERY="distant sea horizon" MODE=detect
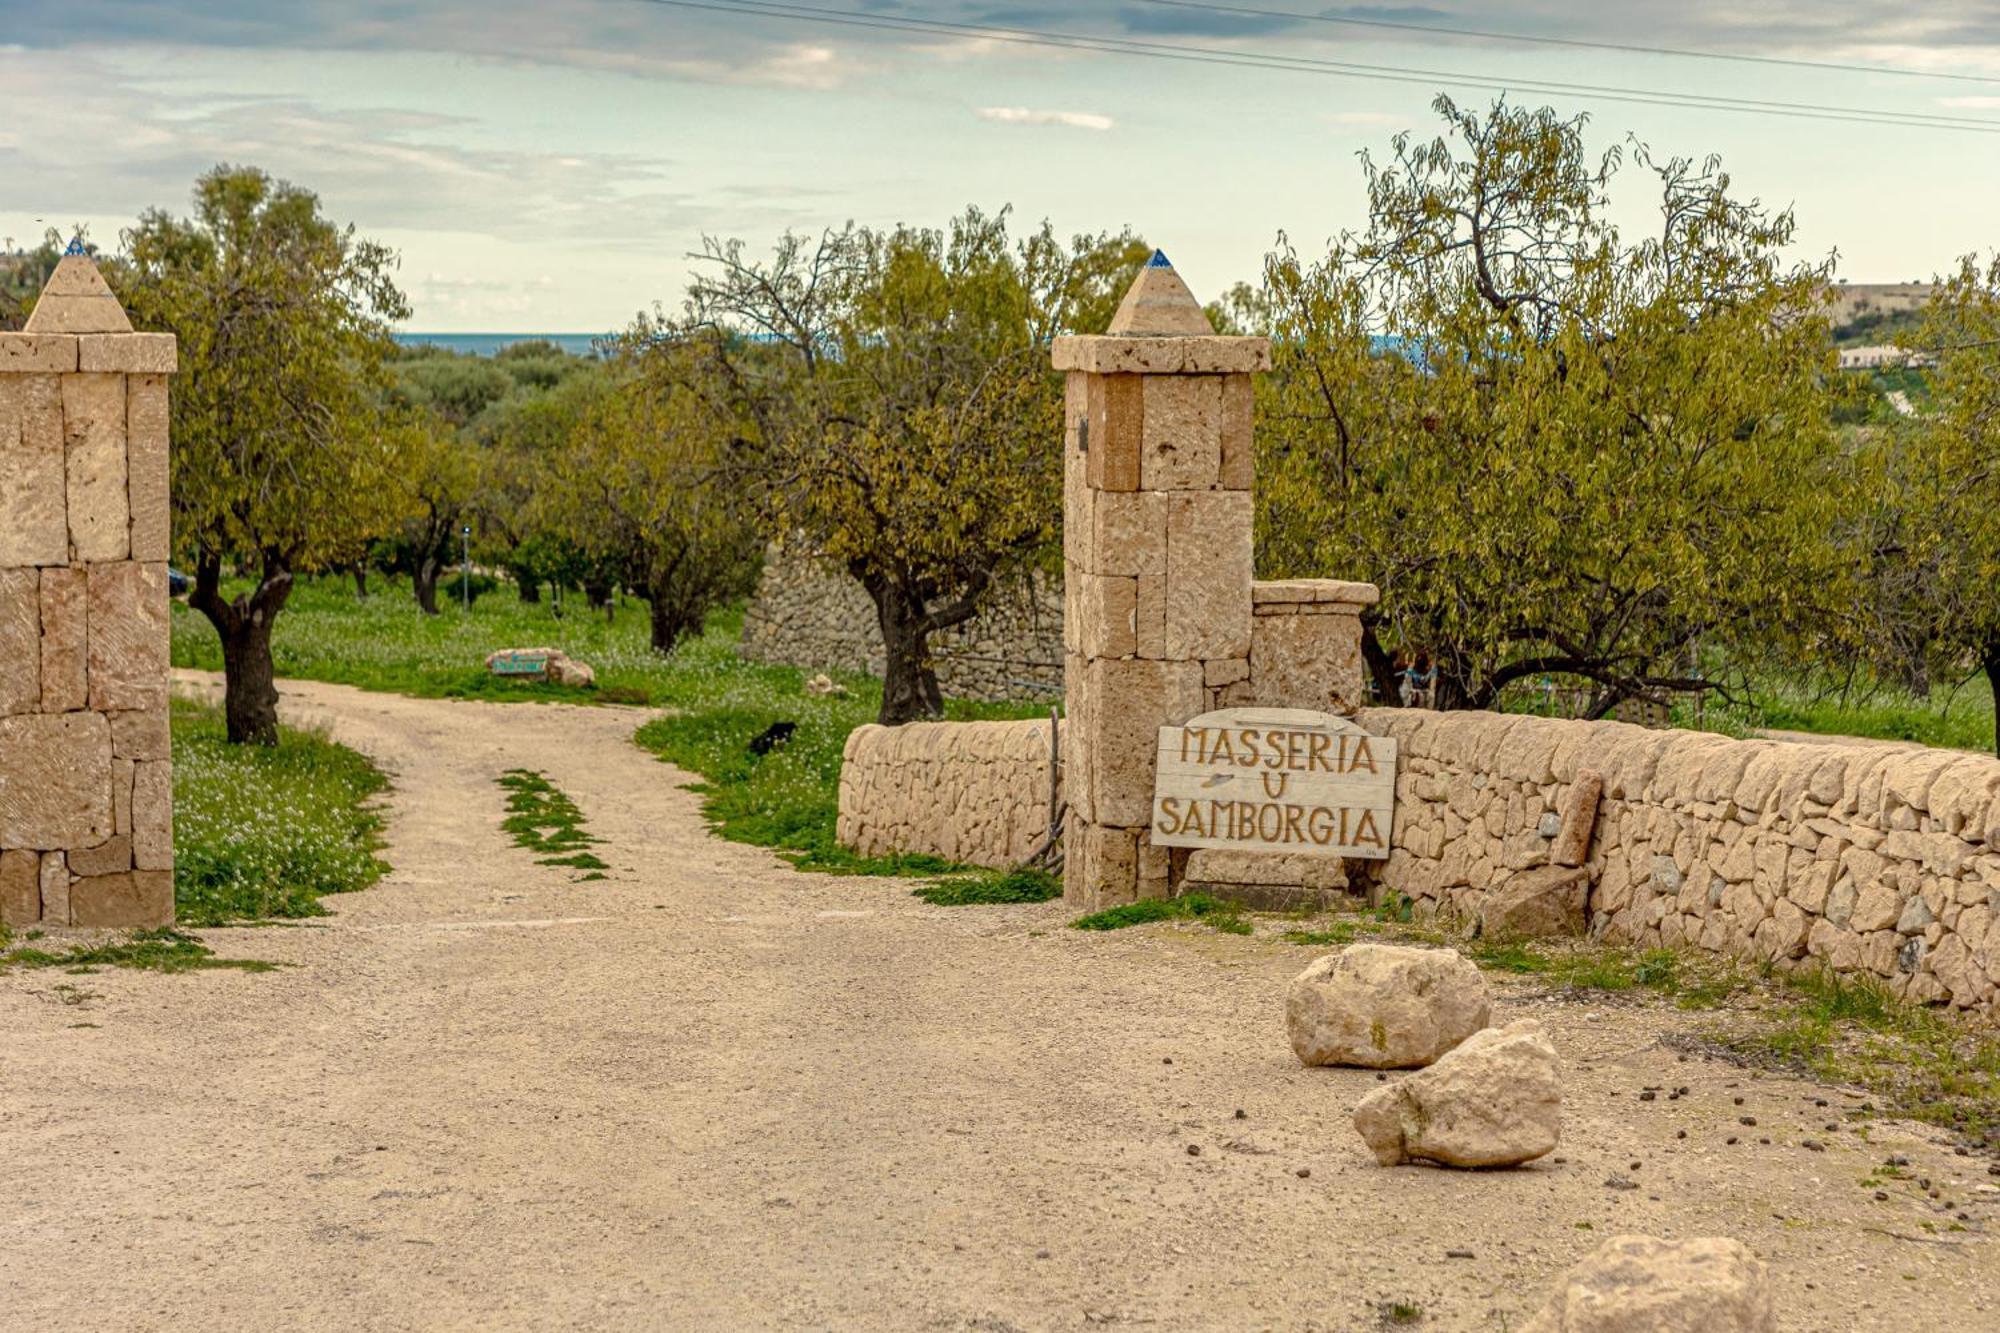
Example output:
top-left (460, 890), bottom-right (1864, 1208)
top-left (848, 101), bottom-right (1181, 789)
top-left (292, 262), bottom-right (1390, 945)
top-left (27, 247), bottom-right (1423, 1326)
top-left (394, 332), bottom-right (608, 357)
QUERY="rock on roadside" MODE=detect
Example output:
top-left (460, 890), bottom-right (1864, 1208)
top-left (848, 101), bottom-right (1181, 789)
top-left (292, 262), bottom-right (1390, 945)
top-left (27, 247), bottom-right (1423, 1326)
top-left (1518, 1234), bottom-right (1775, 1333)
top-left (1286, 943), bottom-right (1491, 1069)
top-left (1480, 864), bottom-right (1590, 940)
top-left (1352, 1018), bottom-right (1560, 1167)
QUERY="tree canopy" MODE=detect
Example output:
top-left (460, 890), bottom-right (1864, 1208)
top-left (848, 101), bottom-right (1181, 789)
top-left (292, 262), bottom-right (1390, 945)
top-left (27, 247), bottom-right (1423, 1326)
top-left (1256, 97), bottom-right (1855, 715)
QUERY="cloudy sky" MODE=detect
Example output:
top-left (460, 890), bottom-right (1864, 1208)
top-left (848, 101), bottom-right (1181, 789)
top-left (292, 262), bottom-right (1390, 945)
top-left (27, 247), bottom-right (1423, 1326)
top-left (5, 2), bottom-right (1997, 330)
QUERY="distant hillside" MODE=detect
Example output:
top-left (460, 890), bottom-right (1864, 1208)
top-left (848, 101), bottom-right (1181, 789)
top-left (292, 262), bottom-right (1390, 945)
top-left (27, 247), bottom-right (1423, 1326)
top-left (1827, 282), bottom-right (1937, 346)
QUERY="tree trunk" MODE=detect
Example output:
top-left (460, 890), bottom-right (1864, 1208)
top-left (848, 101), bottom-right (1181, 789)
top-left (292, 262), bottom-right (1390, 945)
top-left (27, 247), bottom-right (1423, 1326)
top-left (190, 552), bottom-right (294, 746)
top-left (1985, 643), bottom-right (2000, 760)
top-left (512, 564), bottom-right (541, 604)
top-left (1359, 621), bottom-right (1404, 707)
top-left (414, 557), bottom-right (442, 616)
top-left (647, 589), bottom-right (699, 654)
top-left (864, 573), bottom-right (944, 726)
top-left (352, 564), bottom-right (369, 600)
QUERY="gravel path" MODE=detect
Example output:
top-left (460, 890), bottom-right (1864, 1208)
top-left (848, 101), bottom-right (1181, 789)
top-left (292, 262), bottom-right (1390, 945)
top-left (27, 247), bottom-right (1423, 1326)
top-left (2, 675), bottom-right (1993, 1331)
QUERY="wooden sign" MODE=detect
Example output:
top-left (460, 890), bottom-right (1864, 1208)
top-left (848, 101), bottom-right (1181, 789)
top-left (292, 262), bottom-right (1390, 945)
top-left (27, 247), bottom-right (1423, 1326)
top-left (1150, 708), bottom-right (1396, 860)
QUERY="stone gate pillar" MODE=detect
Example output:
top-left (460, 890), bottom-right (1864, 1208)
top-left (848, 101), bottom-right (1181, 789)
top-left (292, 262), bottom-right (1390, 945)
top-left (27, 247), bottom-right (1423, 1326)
top-left (0, 244), bottom-right (177, 929)
top-left (1051, 253), bottom-right (1270, 909)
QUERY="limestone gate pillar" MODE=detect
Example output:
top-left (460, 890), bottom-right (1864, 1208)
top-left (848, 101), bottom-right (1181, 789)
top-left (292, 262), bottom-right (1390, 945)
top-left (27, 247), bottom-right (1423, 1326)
top-left (0, 245), bottom-right (177, 929)
top-left (1051, 253), bottom-right (1270, 909)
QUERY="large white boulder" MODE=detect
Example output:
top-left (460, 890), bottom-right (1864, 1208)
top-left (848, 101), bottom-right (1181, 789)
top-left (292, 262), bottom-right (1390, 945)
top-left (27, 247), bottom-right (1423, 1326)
top-left (1519, 1234), bottom-right (1775, 1333)
top-left (1351, 1018), bottom-right (1560, 1167)
top-left (1286, 943), bottom-right (1491, 1069)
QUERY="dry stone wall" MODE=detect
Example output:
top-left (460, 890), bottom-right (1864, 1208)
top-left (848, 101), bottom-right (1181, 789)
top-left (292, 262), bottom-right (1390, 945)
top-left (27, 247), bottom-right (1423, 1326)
top-left (740, 546), bottom-right (1063, 702)
top-left (1360, 708), bottom-right (2000, 1011)
top-left (837, 719), bottom-right (1056, 868)
top-left (0, 252), bottom-right (176, 930)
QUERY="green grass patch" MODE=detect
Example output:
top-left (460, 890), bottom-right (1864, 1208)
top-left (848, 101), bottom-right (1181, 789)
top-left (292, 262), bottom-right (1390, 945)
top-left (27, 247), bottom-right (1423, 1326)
top-left (173, 697), bottom-right (390, 925)
top-left (913, 867), bottom-right (1061, 906)
top-left (496, 768), bottom-right (609, 878)
top-left (1070, 891), bottom-right (1251, 935)
top-left (0, 927), bottom-right (278, 975)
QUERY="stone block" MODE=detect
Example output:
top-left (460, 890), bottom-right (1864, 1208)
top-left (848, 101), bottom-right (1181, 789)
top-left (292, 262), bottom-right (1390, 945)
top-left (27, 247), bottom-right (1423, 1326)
top-left (1092, 491), bottom-right (1166, 576)
top-left (1067, 822), bottom-right (1139, 908)
top-left (1219, 373), bottom-right (1253, 489)
top-left (39, 851), bottom-right (70, 926)
top-left (39, 565), bottom-right (87, 712)
top-left (0, 848), bottom-right (39, 925)
top-left (68, 834), bottom-right (132, 877)
top-left (1134, 573), bottom-right (1166, 658)
top-left (62, 372), bottom-right (130, 561)
top-left (126, 374), bottom-right (172, 561)
top-left (1076, 572), bottom-right (1137, 659)
top-left (0, 333), bottom-right (79, 372)
top-left (1164, 491), bottom-right (1252, 660)
top-left (1052, 335), bottom-right (1272, 376)
top-left (109, 708), bottom-right (171, 761)
top-left (1138, 375), bottom-right (1221, 490)
top-left (87, 561), bottom-right (170, 712)
top-left (0, 711), bottom-right (112, 849)
top-left (1550, 770), bottom-right (1604, 867)
top-left (113, 757), bottom-right (134, 835)
top-left (70, 870), bottom-right (172, 928)
top-left (1203, 657), bottom-right (1249, 687)
top-left (1248, 607), bottom-right (1363, 714)
top-left (0, 568), bottom-right (40, 716)
top-left (78, 333), bottom-right (177, 374)
top-left (0, 374), bottom-right (69, 566)
top-left (1083, 656), bottom-right (1203, 827)
top-left (24, 256), bottom-right (134, 335)
top-left (1085, 373), bottom-right (1142, 492)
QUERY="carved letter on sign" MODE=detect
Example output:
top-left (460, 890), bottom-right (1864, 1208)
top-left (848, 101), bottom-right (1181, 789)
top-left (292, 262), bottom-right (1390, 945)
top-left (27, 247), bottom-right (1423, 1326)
top-left (1150, 708), bottom-right (1397, 860)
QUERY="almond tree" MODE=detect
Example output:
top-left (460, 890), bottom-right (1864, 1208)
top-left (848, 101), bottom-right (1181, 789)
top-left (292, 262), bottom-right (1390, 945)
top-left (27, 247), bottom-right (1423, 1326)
top-left (648, 208), bottom-right (1147, 724)
top-left (122, 166), bottom-right (411, 743)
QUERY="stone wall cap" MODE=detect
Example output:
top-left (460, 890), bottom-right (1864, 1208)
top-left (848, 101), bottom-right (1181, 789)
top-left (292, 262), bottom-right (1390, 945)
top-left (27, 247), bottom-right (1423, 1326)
top-left (0, 332), bottom-right (79, 372)
top-left (1052, 334), bottom-right (1272, 375)
top-left (23, 254), bottom-right (133, 335)
top-left (1252, 578), bottom-right (1381, 608)
top-left (78, 332), bottom-right (178, 374)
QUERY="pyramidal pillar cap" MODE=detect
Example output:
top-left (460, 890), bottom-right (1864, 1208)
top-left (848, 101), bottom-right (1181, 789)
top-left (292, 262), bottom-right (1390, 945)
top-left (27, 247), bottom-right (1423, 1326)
top-left (1051, 247), bottom-right (1271, 375)
top-left (24, 243), bottom-right (135, 335)
top-left (1106, 249), bottom-right (1215, 336)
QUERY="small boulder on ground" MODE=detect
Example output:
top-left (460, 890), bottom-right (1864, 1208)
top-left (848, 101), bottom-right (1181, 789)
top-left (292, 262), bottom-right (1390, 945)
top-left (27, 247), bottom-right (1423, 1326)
top-left (803, 672), bottom-right (850, 699)
top-left (1352, 1018), bottom-right (1560, 1167)
top-left (1286, 943), bottom-right (1491, 1069)
top-left (1481, 864), bottom-right (1590, 940)
top-left (1519, 1234), bottom-right (1775, 1333)
top-left (485, 647), bottom-right (595, 690)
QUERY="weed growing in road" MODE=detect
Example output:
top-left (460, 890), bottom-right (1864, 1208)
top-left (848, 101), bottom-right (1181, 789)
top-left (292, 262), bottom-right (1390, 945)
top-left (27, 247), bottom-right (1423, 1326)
top-left (1071, 892), bottom-right (1251, 935)
top-left (913, 868), bottom-right (1061, 906)
top-left (174, 698), bottom-right (390, 925)
top-left (0, 928), bottom-right (277, 976)
top-left (497, 769), bottom-right (610, 877)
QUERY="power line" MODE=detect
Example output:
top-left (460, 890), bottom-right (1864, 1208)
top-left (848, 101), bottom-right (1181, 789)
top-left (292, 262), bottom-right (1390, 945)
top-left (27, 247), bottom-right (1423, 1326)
top-left (628, 0), bottom-right (2000, 135)
top-left (1128, 0), bottom-right (2000, 88)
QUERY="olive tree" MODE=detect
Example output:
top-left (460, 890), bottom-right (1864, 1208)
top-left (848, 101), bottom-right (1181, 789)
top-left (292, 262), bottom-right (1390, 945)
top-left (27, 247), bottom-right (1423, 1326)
top-left (122, 166), bottom-right (411, 743)
top-left (648, 208), bottom-right (1147, 723)
top-left (1257, 98), bottom-right (1855, 714)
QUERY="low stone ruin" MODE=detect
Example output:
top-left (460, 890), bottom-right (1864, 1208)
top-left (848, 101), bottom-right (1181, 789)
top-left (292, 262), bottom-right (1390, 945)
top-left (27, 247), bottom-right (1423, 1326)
top-left (1285, 943), bottom-right (1491, 1068)
top-left (1351, 1018), bottom-right (1562, 1168)
top-left (1520, 1234), bottom-right (1775, 1333)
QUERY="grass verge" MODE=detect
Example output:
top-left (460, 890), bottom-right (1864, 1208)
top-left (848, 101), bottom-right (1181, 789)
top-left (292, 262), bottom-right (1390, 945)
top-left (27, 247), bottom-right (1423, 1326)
top-left (173, 697), bottom-right (390, 924)
top-left (913, 867), bottom-right (1061, 906)
top-left (1071, 891), bottom-right (1252, 935)
top-left (0, 927), bottom-right (279, 975)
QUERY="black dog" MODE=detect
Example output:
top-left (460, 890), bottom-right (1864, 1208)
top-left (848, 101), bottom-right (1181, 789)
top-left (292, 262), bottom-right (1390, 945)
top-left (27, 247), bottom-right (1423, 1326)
top-left (748, 721), bottom-right (797, 756)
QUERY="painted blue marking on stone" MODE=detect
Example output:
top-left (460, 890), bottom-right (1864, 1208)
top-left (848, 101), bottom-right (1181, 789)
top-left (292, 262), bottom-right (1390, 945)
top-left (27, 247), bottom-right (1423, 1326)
top-left (64, 236), bottom-right (89, 257)
top-left (1146, 249), bottom-right (1172, 268)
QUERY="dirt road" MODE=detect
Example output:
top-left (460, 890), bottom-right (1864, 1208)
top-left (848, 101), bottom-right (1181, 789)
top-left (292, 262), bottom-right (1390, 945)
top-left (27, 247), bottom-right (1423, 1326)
top-left (2, 677), bottom-right (1992, 1331)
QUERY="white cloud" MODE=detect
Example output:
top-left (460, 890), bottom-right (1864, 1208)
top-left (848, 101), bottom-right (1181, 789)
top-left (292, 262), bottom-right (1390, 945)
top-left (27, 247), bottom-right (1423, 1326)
top-left (1324, 111), bottom-right (1401, 128)
top-left (976, 106), bottom-right (1114, 131)
top-left (1938, 95), bottom-right (2000, 108)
